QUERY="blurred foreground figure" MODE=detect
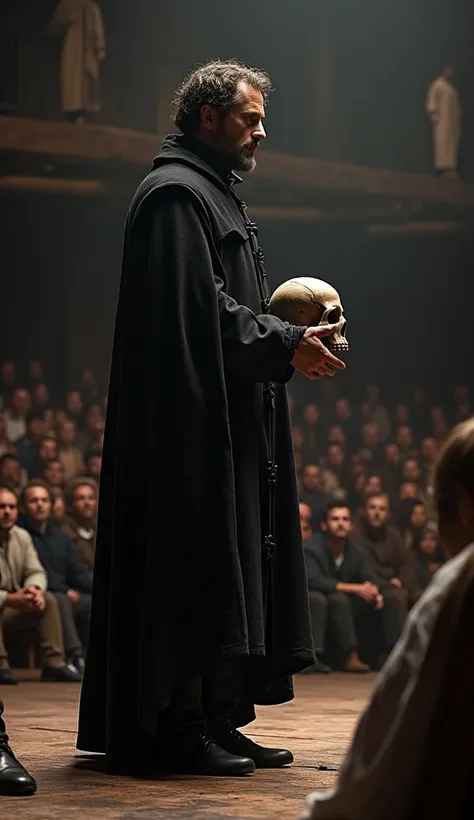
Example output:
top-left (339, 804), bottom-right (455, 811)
top-left (426, 66), bottom-right (461, 176)
top-left (77, 60), bottom-right (345, 778)
top-left (302, 417), bottom-right (474, 820)
top-left (0, 700), bottom-right (36, 796)
top-left (49, 0), bottom-right (106, 124)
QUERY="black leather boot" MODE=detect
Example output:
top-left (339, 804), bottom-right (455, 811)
top-left (158, 724), bottom-right (255, 776)
top-left (209, 719), bottom-right (293, 768)
top-left (0, 741), bottom-right (36, 796)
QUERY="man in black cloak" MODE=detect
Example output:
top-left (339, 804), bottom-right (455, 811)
top-left (77, 60), bottom-right (345, 777)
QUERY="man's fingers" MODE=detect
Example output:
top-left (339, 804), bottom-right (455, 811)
top-left (308, 323), bottom-right (339, 338)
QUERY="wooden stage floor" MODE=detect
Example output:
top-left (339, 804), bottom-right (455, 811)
top-left (2, 672), bottom-right (375, 819)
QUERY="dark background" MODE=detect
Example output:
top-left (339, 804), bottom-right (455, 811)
top-left (1, 0), bottom-right (473, 399)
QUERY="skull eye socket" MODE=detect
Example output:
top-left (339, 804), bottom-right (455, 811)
top-left (327, 307), bottom-right (341, 324)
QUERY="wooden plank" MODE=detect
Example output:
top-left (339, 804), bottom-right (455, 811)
top-left (2, 672), bottom-right (374, 819)
top-left (1, 116), bottom-right (474, 208)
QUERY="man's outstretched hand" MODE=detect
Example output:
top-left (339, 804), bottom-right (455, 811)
top-left (291, 325), bottom-right (346, 380)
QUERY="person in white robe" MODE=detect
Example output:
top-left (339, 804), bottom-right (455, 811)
top-left (426, 66), bottom-right (461, 175)
top-left (48, 0), bottom-right (106, 123)
top-left (301, 417), bottom-right (474, 820)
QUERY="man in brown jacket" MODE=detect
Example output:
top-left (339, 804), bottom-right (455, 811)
top-left (61, 478), bottom-right (97, 572)
top-left (0, 486), bottom-right (81, 685)
top-left (355, 492), bottom-right (416, 636)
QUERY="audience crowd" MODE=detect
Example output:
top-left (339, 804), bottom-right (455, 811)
top-left (291, 382), bottom-right (472, 674)
top-left (0, 360), bottom-right (102, 685)
top-left (0, 358), bottom-right (471, 685)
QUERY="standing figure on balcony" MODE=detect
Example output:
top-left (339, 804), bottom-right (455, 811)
top-left (48, 0), bottom-right (106, 124)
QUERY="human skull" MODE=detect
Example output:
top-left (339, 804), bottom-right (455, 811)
top-left (269, 277), bottom-right (349, 353)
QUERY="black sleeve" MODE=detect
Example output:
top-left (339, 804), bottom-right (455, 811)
top-left (355, 548), bottom-right (376, 584)
top-left (304, 549), bottom-right (337, 594)
top-left (64, 536), bottom-right (93, 593)
top-left (148, 185), bottom-right (304, 384)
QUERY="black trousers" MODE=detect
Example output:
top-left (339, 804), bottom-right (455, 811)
top-left (163, 660), bottom-right (244, 732)
top-left (308, 590), bottom-right (399, 665)
top-left (54, 592), bottom-right (91, 658)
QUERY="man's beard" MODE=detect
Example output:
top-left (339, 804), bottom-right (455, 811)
top-left (227, 141), bottom-right (257, 173)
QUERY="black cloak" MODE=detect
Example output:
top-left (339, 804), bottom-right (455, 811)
top-left (77, 135), bottom-right (315, 762)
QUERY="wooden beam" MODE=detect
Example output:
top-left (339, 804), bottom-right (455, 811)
top-left (1, 116), bottom-right (474, 208)
top-left (0, 175), bottom-right (107, 193)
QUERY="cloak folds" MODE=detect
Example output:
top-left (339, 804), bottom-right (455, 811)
top-left (77, 135), bottom-right (314, 760)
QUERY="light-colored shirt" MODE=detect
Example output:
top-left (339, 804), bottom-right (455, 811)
top-left (301, 542), bottom-right (474, 820)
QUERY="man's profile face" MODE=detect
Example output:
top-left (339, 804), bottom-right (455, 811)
top-left (323, 507), bottom-right (352, 540)
top-left (209, 82), bottom-right (266, 172)
top-left (0, 489), bottom-right (18, 530)
top-left (364, 495), bottom-right (389, 528)
top-left (299, 502), bottom-right (312, 540)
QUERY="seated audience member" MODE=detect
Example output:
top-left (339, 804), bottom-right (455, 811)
top-left (0, 362), bottom-right (17, 408)
top-left (15, 413), bottom-right (46, 474)
top-left (29, 436), bottom-right (58, 479)
top-left (363, 474), bottom-right (384, 497)
top-left (27, 360), bottom-right (44, 388)
top-left (43, 458), bottom-right (65, 490)
top-left (395, 424), bottom-right (418, 459)
top-left (398, 481), bottom-right (420, 501)
top-left (3, 389), bottom-right (31, 445)
top-left (90, 428), bottom-right (104, 452)
top-left (380, 442), bottom-right (402, 499)
top-left (0, 455), bottom-right (26, 494)
top-left (0, 414), bottom-right (13, 459)
top-left (84, 448), bottom-right (102, 482)
top-left (421, 436), bottom-right (438, 474)
top-left (432, 415), bottom-right (449, 445)
top-left (57, 421), bottom-right (84, 482)
top-left (304, 503), bottom-right (391, 674)
top-left (50, 487), bottom-right (66, 525)
top-left (334, 398), bottom-right (358, 452)
top-left (80, 368), bottom-right (100, 406)
top-left (84, 404), bottom-right (104, 444)
top-left (299, 503), bottom-right (331, 674)
top-left (452, 384), bottom-right (471, 423)
top-left (31, 383), bottom-right (51, 414)
top-left (321, 443), bottom-right (348, 499)
top-left (21, 481), bottom-right (92, 674)
top-left (394, 404), bottom-right (410, 427)
top-left (301, 418), bottom-right (474, 820)
top-left (300, 464), bottom-right (336, 532)
top-left (327, 425), bottom-right (346, 450)
top-left (358, 424), bottom-right (382, 467)
top-left (413, 524), bottom-right (447, 595)
top-left (65, 391), bottom-right (85, 431)
top-left (0, 485), bottom-right (81, 684)
top-left (355, 493), bottom-right (416, 632)
top-left (302, 403), bottom-right (324, 460)
top-left (400, 500), bottom-right (427, 550)
top-left (61, 478), bottom-right (97, 572)
top-left (365, 385), bottom-right (391, 442)
top-left (400, 457), bottom-right (428, 504)
top-left (346, 473), bottom-right (367, 518)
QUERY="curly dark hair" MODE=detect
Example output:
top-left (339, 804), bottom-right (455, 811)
top-left (171, 59), bottom-right (272, 136)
